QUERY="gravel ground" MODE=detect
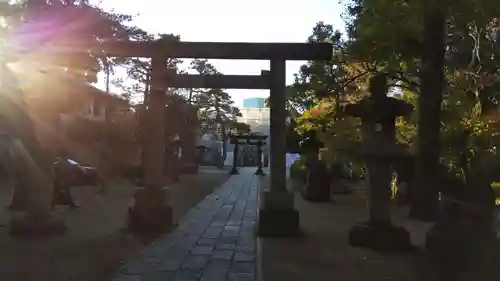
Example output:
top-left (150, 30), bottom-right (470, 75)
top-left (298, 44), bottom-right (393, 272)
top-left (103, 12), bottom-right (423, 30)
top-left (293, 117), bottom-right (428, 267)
top-left (261, 179), bottom-right (500, 281)
top-left (0, 166), bottom-right (230, 281)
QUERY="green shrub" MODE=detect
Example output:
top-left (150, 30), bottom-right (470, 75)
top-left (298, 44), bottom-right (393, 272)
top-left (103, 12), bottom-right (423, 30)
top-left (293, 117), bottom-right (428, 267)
top-left (289, 158), bottom-right (307, 183)
top-left (492, 183), bottom-right (500, 206)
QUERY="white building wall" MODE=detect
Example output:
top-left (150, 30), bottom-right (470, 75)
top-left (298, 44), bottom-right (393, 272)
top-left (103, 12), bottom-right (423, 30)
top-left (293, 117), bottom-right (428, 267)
top-left (237, 107), bottom-right (271, 155)
top-left (238, 108), bottom-right (270, 134)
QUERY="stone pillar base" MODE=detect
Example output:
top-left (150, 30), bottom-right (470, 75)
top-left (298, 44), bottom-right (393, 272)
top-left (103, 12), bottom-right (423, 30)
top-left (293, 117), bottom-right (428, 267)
top-left (254, 169), bottom-right (265, 176)
top-left (257, 208), bottom-right (299, 237)
top-left (257, 191), bottom-right (299, 237)
top-left (348, 222), bottom-right (413, 252)
top-left (127, 187), bottom-right (173, 233)
top-left (9, 215), bottom-right (67, 237)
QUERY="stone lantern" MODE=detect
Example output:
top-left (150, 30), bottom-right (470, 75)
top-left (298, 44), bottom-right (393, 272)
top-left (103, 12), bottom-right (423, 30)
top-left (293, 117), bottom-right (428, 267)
top-left (344, 73), bottom-right (414, 252)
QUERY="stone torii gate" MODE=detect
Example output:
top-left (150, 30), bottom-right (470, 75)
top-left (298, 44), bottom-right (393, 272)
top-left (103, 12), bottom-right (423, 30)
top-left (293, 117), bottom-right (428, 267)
top-left (46, 40), bottom-right (332, 236)
top-left (228, 134), bottom-right (267, 175)
top-left (248, 138), bottom-right (266, 176)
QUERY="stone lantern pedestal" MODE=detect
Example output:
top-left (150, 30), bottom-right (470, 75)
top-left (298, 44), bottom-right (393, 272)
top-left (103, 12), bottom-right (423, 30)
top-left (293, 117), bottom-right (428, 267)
top-left (348, 153), bottom-right (412, 252)
top-left (128, 186), bottom-right (172, 233)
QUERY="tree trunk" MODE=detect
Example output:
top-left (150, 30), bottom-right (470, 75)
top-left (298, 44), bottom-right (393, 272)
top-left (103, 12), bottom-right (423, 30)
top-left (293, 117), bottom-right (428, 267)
top-left (410, 0), bottom-right (447, 221)
top-left (105, 61), bottom-right (110, 94)
top-left (187, 88), bottom-right (193, 104)
top-left (99, 60), bottom-right (111, 185)
top-left (10, 97), bottom-right (55, 216)
top-left (220, 119), bottom-right (227, 167)
top-left (0, 62), bottom-right (54, 213)
top-left (139, 77), bottom-right (151, 179)
top-left (214, 95), bottom-right (226, 168)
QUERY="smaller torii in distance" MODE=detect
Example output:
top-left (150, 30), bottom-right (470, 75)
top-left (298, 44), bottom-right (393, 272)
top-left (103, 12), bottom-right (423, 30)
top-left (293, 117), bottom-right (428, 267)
top-left (229, 134), bottom-right (267, 175)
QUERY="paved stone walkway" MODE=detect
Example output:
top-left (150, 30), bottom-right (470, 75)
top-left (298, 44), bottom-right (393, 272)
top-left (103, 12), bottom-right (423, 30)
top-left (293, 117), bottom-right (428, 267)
top-left (114, 168), bottom-right (260, 281)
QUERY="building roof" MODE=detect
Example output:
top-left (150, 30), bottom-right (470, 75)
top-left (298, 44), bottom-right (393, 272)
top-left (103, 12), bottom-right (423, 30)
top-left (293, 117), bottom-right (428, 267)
top-left (15, 67), bottom-right (129, 108)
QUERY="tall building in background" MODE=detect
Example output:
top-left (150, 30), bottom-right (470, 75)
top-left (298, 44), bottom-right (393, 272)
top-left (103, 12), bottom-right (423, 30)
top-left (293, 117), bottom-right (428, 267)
top-left (226, 97), bottom-right (270, 158)
top-left (238, 98), bottom-right (270, 135)
top-left (242, 97), bottom-right (266, 109)
top-left (225, 97), bottom-right (270, 166)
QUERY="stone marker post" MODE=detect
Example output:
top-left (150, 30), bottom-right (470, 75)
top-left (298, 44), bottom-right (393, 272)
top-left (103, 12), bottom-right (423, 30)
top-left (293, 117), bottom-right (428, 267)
top-left (254, 140), bottom-right (265, 176)
top-left (258, 60), bottom-right (299, 237)
top-left (345, 73), bottom-right (413, 252)
top-left (425, 148), bottom-right (497, 280)
top-left (299, 132), bottom-right (329, 202)
top-left (128, 55), bottom-right (173, 233)
top-left (229, 137), bottom-right (240, 175)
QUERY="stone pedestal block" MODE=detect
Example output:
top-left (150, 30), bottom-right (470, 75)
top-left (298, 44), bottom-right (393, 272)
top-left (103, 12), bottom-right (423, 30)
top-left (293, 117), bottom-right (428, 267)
top-left (257, 191), bottom-right (299, 237)
top-left (426, 194), bottom-right (496, 271)
top-left (9, 215), bottom-right (67, 237)
top-left (426, 223), bottom-right (497, 278)
top-left (257, 208), bottom-right (300, 237)
top-left (127, 187), bottom-right (173, 233)
top-left (348, 222), bottom-right (413, 252)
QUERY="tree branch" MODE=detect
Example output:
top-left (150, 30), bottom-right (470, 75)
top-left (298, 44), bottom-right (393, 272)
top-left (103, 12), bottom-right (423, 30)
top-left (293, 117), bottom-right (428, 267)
top-left (340, 70), bottom-right (370, 88)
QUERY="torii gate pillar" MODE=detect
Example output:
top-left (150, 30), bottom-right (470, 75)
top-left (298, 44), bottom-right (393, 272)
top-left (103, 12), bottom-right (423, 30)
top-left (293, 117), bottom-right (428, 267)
top-left (128, 55), bottom-right (173, 233)
top-left (257, 60), bottom-right (299, 237)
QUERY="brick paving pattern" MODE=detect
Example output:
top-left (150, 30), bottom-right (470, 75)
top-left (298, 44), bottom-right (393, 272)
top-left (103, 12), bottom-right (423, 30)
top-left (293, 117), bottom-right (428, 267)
top-left (114, 168), bottom-right (259, 281)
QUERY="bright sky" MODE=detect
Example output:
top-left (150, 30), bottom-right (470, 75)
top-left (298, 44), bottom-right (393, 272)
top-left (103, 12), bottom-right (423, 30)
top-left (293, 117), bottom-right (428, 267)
top-left (96, 0), bottom-right (345, 107)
